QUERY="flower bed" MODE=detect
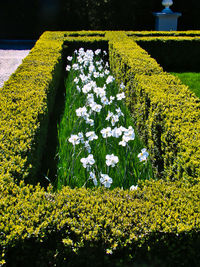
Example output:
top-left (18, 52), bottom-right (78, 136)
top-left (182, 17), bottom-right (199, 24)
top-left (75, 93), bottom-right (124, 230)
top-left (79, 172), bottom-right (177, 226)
top-left (0, 31), bottom-right (200, 266)
top-left (56, 48), bottom-right (153, 190)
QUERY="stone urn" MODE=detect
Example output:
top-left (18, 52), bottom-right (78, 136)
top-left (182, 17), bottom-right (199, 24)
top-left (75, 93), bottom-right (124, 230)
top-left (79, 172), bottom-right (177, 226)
top-left (162, 0), bottom-right (173, 13)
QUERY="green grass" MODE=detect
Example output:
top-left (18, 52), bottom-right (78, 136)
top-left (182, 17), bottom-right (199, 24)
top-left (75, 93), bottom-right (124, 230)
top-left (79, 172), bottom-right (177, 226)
top-left (56, 49), bottom-right (154, 190)
top-left (171, 72), bottom-right (200, 98)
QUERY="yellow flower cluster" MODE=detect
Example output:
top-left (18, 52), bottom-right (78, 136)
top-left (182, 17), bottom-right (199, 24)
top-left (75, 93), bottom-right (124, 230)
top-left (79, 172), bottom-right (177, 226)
top-left (0, 31), bottom-right (200, 265)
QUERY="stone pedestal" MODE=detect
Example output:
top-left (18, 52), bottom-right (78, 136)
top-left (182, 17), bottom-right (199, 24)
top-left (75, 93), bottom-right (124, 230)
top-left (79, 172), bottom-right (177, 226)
top-left (153, 12), bottom-right (182, 31)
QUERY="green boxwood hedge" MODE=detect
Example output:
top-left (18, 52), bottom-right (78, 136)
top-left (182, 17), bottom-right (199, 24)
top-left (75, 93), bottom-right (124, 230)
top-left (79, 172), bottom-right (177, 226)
top-left (0, 31), bottom-right (200, 266)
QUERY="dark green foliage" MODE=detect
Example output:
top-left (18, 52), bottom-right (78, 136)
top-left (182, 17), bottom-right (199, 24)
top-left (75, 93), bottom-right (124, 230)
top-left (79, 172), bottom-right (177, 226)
top-left (136, 39), bottom-right (200, 72)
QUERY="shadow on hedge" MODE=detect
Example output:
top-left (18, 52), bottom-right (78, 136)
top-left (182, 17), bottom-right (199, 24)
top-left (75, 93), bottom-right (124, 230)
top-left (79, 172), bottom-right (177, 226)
top-left (4, 231), bottom-right (200, 267)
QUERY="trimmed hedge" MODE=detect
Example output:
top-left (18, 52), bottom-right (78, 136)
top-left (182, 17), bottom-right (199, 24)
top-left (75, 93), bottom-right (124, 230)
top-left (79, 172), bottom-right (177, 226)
top-left (127, 73), bottom-right (200, 181)
top-left (108, 32), bottom-right (200, 181)
top-left (127, 30), bottom-right (200, 37)
top-left (0, 31), bottom-right (200, 266)
top-left (0, 32), bottom-right (64, 184)
top-left (1, 180), bottom-right (200, 266)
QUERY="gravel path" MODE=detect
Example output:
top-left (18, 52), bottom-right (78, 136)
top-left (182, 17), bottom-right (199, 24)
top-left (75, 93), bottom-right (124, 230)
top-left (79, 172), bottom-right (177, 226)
top-left (0, 49), bottom-right (30, 88)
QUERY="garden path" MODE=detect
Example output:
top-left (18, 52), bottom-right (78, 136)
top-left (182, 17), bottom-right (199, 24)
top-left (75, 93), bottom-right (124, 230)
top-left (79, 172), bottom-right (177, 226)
top-left (0, 49), bottom-right (30, 88)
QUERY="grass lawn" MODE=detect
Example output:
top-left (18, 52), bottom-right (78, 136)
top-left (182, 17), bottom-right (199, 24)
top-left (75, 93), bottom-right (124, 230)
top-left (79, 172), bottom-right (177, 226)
top-left (171, 72), bottom-right (200, 98)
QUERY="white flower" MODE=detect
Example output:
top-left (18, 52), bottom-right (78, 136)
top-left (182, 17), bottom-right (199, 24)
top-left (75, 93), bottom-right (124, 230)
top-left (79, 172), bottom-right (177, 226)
top-left (123, 126), bottom-right (135, 141)
top-left (80, 154), bottom-right (95, 168)
top-left (89, 64), bottom-right (95, 73)
top-left (86, 118), bottom-right (94, 126)
top-left (119, 139), bottom-right (127, 147)
top-left (106, 111), bottom-right (113, 121)
top-left (119, 126), bottom-right (127, 132)
top-left (119, 127), bottom-right (135, 146)
top-left (82, 84), bottom-right (92, 94)
top-left (112, 127), bottom-right (123, 138)
top-left (98, 65), bottom-right (103, 72)
top-left (94, 87), bottom-right (106, 98)
top-left (100, 127), bottom-right (112, 138)
top-left (86, 93), bottom-right (94, 105)
top-left (78, 48), bottom-right (84, 55)
top-left (76, 106), bottom-right (88, 117)
top-left (68, 134), bottom-right (80, 146)
top-left (100, 174), bottom-right (113, 188)
top-left (80, 74), bottom-right (89, 83)
top-left (84, 141), bottom-right (91, 153)
top-left (66, 65), bottom-right (71, 71)
top-left (120, 83), bottom-right (125, 90)
top-left (96, 60), bottom-right (102, 66)
top-left (95, 49), bottom-right (101, 55)
top-left (93, 72), bottom-right (100, 78)
top-left (90, 102), bottom-right (102, 113)
top-left (106, 249), bottom-right (113, 255)
top-left (67, 56), bottom-right (73, 61)
top-left (72, 63), bottom-right (79, 70)
top-left (105, 69), bottom-right (110, 75)
top-left (116, 92), bottom-right (125, 100)
top-left (76, 85), bottom-right (81, 92)
top-left (82, 81), bottom-right (96, 93)
top-left (106, 154), bottom-right (119, 167)
top-left (77, 56), bottom-right (84, 65)
top-left (106, 75), bottom-right (115, 84)
top-left (116, 107), bottom-right (124, 117)
top-left (130, 185), bottom-right (138, 191)
top-left (108, 96), bottom-right (115, 104)
top-left (138, 148), bottom-right (149, 162)
top-left (100, 96), bottom-right (109, 105)
top-left (74, 77), bottom-right (79, 84)
top-left (111, 114), bottom-right (119, 126)
top-left (86, 131), bottom-right (98, 141)
top-left (78, 132), bottom-right (84, 143)
top-left (90, 171), bottom-right (98, 186)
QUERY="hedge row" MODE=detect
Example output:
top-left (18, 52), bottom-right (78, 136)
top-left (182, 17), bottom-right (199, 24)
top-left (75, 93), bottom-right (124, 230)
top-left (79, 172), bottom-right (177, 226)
top-left (0, 31), bottom-right (200, 266)
top-left (1, 180), bottom-right (200, 266)
top-left (0, 32), bottom-right (64, 184)
top-left (127, 30), bottom-right (200, 37)
top-left (108, 31), bottom-right (200, 181)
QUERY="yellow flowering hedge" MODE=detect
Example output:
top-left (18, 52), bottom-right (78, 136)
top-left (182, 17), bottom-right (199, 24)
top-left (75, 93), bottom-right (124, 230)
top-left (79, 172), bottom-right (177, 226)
top-left (108, 31), bottom-right (200, 181)
top-left (127, 30), bottom-right (200, 37)
top-left (0, 31), bottom-right (200, 266)
top-left (0, 31), bottom-right (64, 184)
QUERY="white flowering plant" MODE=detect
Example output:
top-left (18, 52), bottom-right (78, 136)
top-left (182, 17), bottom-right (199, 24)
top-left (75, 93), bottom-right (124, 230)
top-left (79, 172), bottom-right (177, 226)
top-left (56, 48), bottom-right (153, 190)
